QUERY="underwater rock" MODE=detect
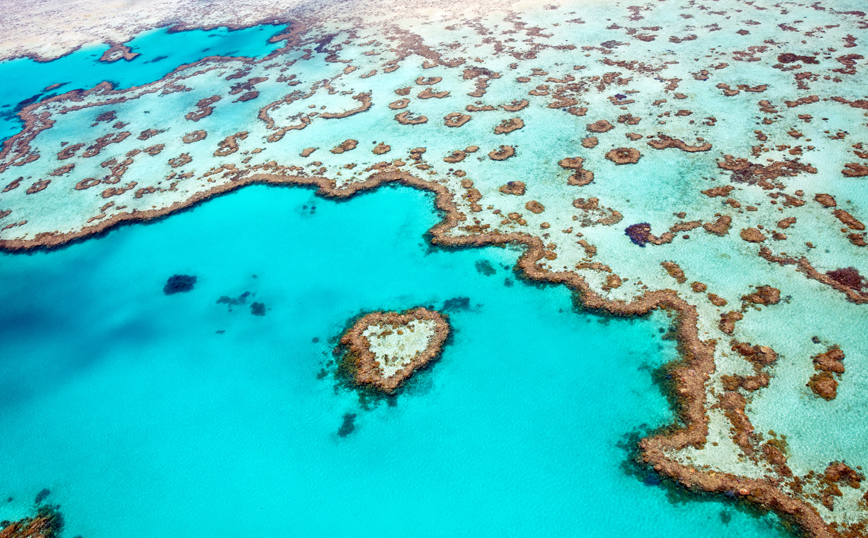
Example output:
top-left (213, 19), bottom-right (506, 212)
top-left (625, 223), bottom-right (652, 246)
top-left (442, 296), bottom-right (471, 312)
top-left (250, 302), bottom-right (266, 316)
top-left (163, 274), bottom-right (196, 295)
top-left (33, 489), bottom-right (50, 505)
top-left (337, 413), bottom-right (356, 437)
top-left (216, 291), bottom-right (250, 310)
top-left (807, 372), bottom-right (838, 400)
top-left (475, 260), bottom-right (496, 276)
top-left (826, 267), bottom-right (867, 292)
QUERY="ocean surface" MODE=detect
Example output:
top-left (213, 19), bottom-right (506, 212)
top-left (0, 23), bottom-right (793, 538)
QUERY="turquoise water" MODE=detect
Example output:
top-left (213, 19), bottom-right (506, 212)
top-left (0, 184), bottom-right (788, 536)
top-left (0, 24), bottom-right (286, 142)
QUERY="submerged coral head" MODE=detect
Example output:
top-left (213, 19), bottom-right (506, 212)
top-left (625, 223), bottom-right (652, 247)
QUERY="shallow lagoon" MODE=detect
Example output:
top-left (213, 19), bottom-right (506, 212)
top-left (0, 184), bottom-right (789, 537)
top-left (0, 24), bottom-right (286, 142)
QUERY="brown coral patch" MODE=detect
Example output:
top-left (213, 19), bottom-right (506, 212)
top-left (418, 88), bottom-right (450, 99)
top-left (813, 347), bottom-right (845, 374)
top-left (842, 163), bottom-right (868, 177)
top-left (389, 99), bottom-right (410, 110)
top-left (719, 311), bottom-right (744, 334)
top-left (331, 139), bottom-right (358, 154)
top-left (99, 42), bottom-right (139, 62)
top-left (338, 307), bottom-right (450, 394)
top-left (0, 509), bottom-right (64, 538)
top-left (582, 137), bottom-right (598, 148)
top-left (489, 145), bottom-right (516, 161)
top-left (182, 130), bottom-right (207, 144)
top-left (373, 143), bottom-right (391, 155)
top-left (444, 151), bottom-right (466, 163)
top-left (75, 178), bottom-right (101, 190)
top-left (494, 118), bottom-right (524, 134)
top-left (739, 228), bottom-right (766, 243)
top-left (213, 132), bottom-right (248, 157)
top-left (559, 157), bottom-right (584, 170)
top-left (834, 209), bottom-right (865, 230)
top-left (525, 200), bottom-right (545, 214)
top-left (185, 95), bottom-right (221, 122)
top-left (444, 112), bottom-right (471, 127)
top-left (568, 170), bottom-right (595, 186)
top-left (48, 164), bottom-right (74, 177)
top-left (320, 93), bottom-right (372, 119)
top-left (168, 153), bottom-right (192, 168)
top-left (741, 286), bottom-right (780, 306)
top-left (395, 111), bottom-right (428, 125)
top-left (661, 261), bottom-right (687, 284)
top-left (586, 119), bottom-right (614, 133)
top-left (501, 99), bottom-right (529, 112)
top-left (807, 372), bottom-right (838, 400)
top-left (731, 341), bottom-right (778, 366)
top-left (499, 181), bottom-right (526, 195)
top-left (57, 143), bottom-right (84, 160)
top-left (648, 134), bottom-right (712, 152)
top-left (815, 193), bottom-right (837, 208)
top-left (25, 180), bottom-right (50, 194)
top-left (605, 147), bottom-right (641, 164)
top-left (825, 267), bottom-right (868, 293)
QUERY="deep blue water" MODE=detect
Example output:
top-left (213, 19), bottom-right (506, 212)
top-left (0, 24), bottom-right (286, 143)
top-left (0, 184), bottom-right (789, 537)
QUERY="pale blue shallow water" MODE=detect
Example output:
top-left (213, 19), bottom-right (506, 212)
top-left (0, 24), bottom-right (286, 142)
top-left (0, 183), bottom-right (789, 537)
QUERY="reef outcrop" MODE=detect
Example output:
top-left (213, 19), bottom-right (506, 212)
top-left (338, 307), bottom-right (450, 394)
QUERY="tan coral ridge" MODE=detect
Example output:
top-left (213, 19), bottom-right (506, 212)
top-left (0, 506), bottom-right (64, 538)
top-left (338, 307), bottom-right (450, 394)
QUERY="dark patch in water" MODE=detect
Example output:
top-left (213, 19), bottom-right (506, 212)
top-left (163, 274), bottom-right (196, 295)
top-left (826, 266), bottom-right (867, 292)
top-left (442, 296), bottom-right (471, 312)
top-left (312, 337), bottom-right (320, 343)
top-left (14, 94), bottom-right (43, 113)
top-left (147, 55), bottom-right (169, 63)
top-left (337, 413), bottom-right (356, 437)
top-left (475, 259), bottom-right (496, 276)
top-left (504, 278), bottom-right (514, 287)
top-left (34, 488), bottom-right (50, 505)
top-left (217, 291), bottom-right (250, 311)
top-left (314, 34), bottom-right (336, 53)
top-left (250, 302), bottom-right (266, 316)
top-left (625, 223), bottom-right (651, 246)
top-left (777, 52), bottom-right (818, 64)
top-left (721, 510), bottom-right (733, 525)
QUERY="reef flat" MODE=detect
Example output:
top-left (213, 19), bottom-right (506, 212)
top-left (0, 0), bottom-right (866, 535)
top-left (339, 307), bottom-right (450, 393)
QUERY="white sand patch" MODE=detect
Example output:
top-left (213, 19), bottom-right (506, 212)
top-left (362, 319), bottom-right (439, 378)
